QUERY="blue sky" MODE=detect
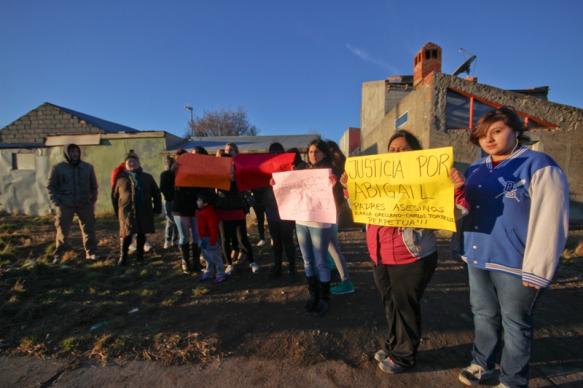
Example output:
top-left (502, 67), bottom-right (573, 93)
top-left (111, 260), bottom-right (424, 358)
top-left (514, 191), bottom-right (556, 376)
top-left (1, 0), bottom-right (582, 142)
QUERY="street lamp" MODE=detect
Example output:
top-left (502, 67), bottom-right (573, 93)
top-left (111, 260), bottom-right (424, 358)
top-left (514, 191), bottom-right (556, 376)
top-left (185, 104), bottom-right (194, 137)
top-left (185, 104), bottom-right (194, 122)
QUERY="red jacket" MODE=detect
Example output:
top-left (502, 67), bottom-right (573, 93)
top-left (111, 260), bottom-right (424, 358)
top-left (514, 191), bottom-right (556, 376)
top-left (366, 186), bottom-right (468, 265)
top-left (197, 205), bottom-right (219, 246)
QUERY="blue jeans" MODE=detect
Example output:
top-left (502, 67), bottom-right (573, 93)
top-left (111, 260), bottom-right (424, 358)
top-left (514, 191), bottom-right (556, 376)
top-left (295, 224), bottom-right (332, 282)
top-left (328, 224), bottom-right (350, 281)
top-left (468, 265), bottom-right (540, 388)
top-left (202, 244), bottom-right (225, 277)
top-left (173, 215), bottom-right (199, 245)
top-left (164, 201), bottom-right (178, 243)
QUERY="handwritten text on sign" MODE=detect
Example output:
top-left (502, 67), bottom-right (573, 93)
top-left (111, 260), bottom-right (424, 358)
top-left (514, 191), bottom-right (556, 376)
top-left (345, 147), bottom-right (455, 231)
top-left (272, 169), bottom-right (337, 224)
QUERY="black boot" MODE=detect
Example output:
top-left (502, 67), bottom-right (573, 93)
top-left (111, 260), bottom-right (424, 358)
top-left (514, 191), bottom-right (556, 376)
top-left (136, 234), bottom-right (146, 263)
top-left (180, 244), bottom-right (191, 274)
top-left (287, 255), bottom-right (297, 281)
top-left (305, 276), bottom-right (320, 313)
top-left (269, 257), bottom-right (282, 278)
top-left (314, 281), bottom-right (330, 316)
top-left (191, 243), bottom-right (202, 273)
top-left (118, 237), bottom-right (131, 266)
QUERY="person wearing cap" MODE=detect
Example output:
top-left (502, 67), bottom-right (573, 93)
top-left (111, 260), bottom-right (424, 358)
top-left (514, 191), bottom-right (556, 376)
top-left (112, 150), bottom-right (162, 265)
top-left (47, 143), bottom-right (99, 262)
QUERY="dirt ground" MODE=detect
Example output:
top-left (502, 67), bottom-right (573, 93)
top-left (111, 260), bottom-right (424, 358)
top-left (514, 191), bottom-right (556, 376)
top-left (1, 213), bottom-right (582, 387)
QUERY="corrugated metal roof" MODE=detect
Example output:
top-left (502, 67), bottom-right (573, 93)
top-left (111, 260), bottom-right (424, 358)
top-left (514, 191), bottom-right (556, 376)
top-left (49, 103), bottom-right (140, 133)
top-left (168, 134), bottom-right (321, 153)
top-left (0, 143), bottom-right (43, 149)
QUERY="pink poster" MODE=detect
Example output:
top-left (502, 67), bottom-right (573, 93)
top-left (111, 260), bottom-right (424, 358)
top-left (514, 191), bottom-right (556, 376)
top-left (272, 169), bottom-right (337, 224)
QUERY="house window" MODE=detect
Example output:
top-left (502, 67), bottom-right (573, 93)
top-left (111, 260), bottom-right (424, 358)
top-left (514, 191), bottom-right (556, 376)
top-left (12, 153), bottom-right (35, 170)
top-left (395, 112), bottom-right (409, 129)
top-left (445, 89), bottom-right (557, 131)
top-left (445, 90), bottom-right (494, 129)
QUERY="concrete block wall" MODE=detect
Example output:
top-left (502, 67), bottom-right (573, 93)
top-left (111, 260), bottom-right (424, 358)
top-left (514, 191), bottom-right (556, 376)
top-left (360, 82), bottom-right (433, 154)
top-left (361, 81), bottom-right (388, 137)
top-left (0, 103), bottom-right (102, 144)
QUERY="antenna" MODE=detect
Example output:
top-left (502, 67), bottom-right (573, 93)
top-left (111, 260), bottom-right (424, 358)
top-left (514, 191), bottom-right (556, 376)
top-left (453, 48), bottom-right (477, 77)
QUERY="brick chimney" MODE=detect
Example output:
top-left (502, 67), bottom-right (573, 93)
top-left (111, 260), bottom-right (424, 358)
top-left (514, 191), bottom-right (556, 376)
top-left (413, 42), bottom-right (442, 86)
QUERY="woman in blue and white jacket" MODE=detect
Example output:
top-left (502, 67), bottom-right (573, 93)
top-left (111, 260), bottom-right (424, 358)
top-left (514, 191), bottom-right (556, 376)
top-left (458, 107), bottom-right (569, 388)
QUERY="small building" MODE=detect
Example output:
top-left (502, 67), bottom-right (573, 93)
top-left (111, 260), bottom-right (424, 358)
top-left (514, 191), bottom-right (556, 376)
top-left (0, 103), bottom-right (182, 215)
top-left (347, 42), bottom-right (583, 223)
top-left (339, 127), bottom-right (361, 156)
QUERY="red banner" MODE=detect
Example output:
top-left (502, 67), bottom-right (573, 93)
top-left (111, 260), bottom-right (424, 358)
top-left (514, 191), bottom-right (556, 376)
top-left (174, 153), bottom-right (232, 190)
top-left (234, 153), bottom-right (295, 191)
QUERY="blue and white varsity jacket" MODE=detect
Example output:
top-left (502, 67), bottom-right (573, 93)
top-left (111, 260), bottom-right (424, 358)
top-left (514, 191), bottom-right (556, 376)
top-left (460, 146), bottom-right (569, 288)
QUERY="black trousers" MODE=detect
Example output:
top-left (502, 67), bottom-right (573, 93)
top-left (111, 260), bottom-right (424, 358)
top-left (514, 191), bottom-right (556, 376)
top-left (220, 220), bottom-right (255, 265)
top-left (253, 204), bottom-right (266, 240)
top-left (267, 219), bottom-right (296, 273)
top-left (372, 252), bottom-right (438, 368)
top-left (122, 233), bottom-right (146, 260)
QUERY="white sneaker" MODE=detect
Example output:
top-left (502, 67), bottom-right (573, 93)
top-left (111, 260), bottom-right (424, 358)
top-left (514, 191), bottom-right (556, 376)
top-left (256, 239), bottom-right (266, 247)
top-left (144, 241), bottom-right (152, 252)
top-left (225, 265), bottom-right (234, 275)
top-left (128, 242), bottom-right (137, 254)
top-left (458, 364), bottom-right (495, 386)
top-left (374, 349), bottom-right (387, 362)
top-left (86, 254), bottom-right (98, 261)
top-left (163, 241), bottom-right (170, 249)
top-left (250, 262), bottom-right (259, 273)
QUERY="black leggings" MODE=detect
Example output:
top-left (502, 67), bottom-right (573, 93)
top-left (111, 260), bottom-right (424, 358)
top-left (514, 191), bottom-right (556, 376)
top-left (122, 233), bottom-right (146, 257)
top-left (220, 220), bottom-right (255, 264)
top-left (268, 219), bottom-right (296, 272)
top-left (253, 204), bottom-right (266, 240)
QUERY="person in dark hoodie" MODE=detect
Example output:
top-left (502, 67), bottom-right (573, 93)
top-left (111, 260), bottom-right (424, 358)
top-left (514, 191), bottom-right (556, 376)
top-left (160, 155), bottom-right (178, 249)
top-left (47, 143), bottom-right (99, 262)
top-left (112, 150), bottom-right (162, 266)
top-left (264, 142), bottom-right (297, 280)
top-left (216, 143), bottom-right (259, 274)
top-left (171, 147), bottom-right (205, 274)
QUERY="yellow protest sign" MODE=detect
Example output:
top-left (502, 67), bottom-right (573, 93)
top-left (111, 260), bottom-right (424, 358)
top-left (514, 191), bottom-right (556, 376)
top-left (345, 147), bottom-right (456, 231)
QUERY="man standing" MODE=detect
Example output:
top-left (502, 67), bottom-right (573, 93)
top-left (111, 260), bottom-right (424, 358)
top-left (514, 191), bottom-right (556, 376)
top-left (47, 143), bottom-right (99, 262)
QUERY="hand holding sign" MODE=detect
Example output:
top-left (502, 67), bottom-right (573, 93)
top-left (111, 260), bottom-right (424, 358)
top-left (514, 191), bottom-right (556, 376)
top-left (345, 147), bottom-right (456, 231)
top-left (174, 153), bottom-right (232, 190)
top-left (272, 169), bottom-right (337, 224)
top-left (234, 152), bottom-right (295, 191)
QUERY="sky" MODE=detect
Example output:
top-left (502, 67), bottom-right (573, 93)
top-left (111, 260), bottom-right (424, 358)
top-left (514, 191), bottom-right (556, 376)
top-left (1, 0), bottom-right (582, 142)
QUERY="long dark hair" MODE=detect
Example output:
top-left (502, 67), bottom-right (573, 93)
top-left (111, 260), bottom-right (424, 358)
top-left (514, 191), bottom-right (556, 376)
top-left (268, 142), bottom-right (284, 153)
top-left (192, 146), bottom-right (208, 155)
top-left (307, 139), bottom-right (331, 166)
top-left (326, 140), bottom-right (346, 173)
top-left (387, 130), bottom-right (422, 151)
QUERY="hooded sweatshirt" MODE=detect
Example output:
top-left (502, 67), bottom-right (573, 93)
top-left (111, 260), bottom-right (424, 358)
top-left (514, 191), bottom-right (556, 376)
top-left (47, 143), bottom-right (98, 207)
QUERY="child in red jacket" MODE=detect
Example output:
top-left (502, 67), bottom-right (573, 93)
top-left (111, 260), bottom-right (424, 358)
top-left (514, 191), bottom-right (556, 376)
top-left (197, 193), bottom-right (226, 283)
